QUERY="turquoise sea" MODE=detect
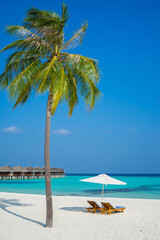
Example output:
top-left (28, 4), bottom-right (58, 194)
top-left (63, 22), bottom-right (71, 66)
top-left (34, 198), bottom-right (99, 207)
top-left (0, 174), bottom-right (160, 199)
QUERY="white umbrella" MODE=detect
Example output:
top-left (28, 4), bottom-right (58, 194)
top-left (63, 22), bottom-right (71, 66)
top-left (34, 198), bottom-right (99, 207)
top-left (80, 174), bottom-right (127, 200)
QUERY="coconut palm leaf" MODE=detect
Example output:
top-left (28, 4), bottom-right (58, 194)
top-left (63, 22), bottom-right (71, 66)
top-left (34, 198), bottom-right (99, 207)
top-left (61, 3), bottom-right (69, 24)
top-left (6, 25), bottom-right (54, 53)
top-left (0, 40), bottom-right (24, 54)
top-left (62, 53), bottom-right (100, 83)
top-left (23, 6), bottom-right (68, 49)
top-left (61, 23), bottom-right (88, 51)
top-left (50, 64), bottom-right (67, 115)
top-left (63, 63), bottom-right (78, 117)
top-left (7, 60), bottom-right (40, 99)
top-left (78, 70), bottom-right (102, 109)
top-left (34, 57), bottom-right (58, 94)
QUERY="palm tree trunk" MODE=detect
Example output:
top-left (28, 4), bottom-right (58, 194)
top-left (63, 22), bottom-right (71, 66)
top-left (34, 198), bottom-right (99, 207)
top-left (44, 93), bottom-right (53, 228)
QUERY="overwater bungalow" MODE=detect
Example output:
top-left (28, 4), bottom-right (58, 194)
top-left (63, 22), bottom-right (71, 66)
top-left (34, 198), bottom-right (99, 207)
top-left (0, 165), bottom-right (65, 180)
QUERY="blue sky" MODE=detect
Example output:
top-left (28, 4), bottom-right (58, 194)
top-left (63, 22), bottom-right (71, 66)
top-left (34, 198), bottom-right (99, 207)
top-left (0, 0), bottom-right (160, 173)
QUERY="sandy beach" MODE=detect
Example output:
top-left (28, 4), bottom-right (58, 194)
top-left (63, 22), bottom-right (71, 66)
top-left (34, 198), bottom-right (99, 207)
top-left (0, 192), bottom-right (160, 240)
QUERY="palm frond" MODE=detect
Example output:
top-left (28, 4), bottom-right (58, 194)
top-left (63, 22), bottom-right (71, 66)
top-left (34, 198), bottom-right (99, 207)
top-left (24, 7), bottom-right (65, 49)
top-left (78, 70), bottom-right (102, 110)
top-left (24, 7), bottom-right (61, 28)
top-left (61, 3), bottom-right (69, 25)
top-left (64, 63), bottom-right (78, 117)
top-left (7, 60), bottom-right (40, 100)
top-left (0, 54), bottom-right (42, 88)
top-left (0, 4), bottom-right (101, 114)
top-left (35, 56), bottom-right (57, 94)
top-left (6, 25), bottom-right (54, 54)
top-left (63, 53), bottom-right (100, 83)
top-left (6, 50), bottom-right (48, 65)
top-left (0, 40), bottom-right (24, 54)
top-left (50, 64), bottom-right (67, 115)
top-left (1, 38), bottom-right (51, 57)
top-left (13, 80), bottom-right (33, 109)
top-left (61, 22), bottom-right (88, 51)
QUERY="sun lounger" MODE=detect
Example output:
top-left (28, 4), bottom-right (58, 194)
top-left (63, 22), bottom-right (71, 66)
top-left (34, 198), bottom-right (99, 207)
top-left (101, 202), bottom-right (126, 215)
top-left (86, 201), bottom-right (102, 213)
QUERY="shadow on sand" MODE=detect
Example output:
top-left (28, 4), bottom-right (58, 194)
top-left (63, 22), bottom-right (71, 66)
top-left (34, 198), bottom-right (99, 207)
top-left (60, 207), bottom-right (122, 215)
top-left (0, 198), bottom-right (45, 227)
top-left (60, 207), bottom-right (86, 213)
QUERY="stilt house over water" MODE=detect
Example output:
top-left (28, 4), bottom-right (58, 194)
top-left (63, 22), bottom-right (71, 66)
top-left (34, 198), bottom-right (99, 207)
top-left (0, 165), bottom-right (65, 180)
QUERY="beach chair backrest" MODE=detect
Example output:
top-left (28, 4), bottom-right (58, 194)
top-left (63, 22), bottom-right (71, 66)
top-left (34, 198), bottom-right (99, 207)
top-left (101, 202), bottom-right (114, 210)
top-left (107, 203), bottom-right (114, 209)
top-left (87, 201), bottom-right (100, 209)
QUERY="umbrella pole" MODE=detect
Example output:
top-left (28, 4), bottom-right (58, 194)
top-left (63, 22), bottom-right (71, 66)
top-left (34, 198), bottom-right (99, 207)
top-left (102, 184), bottom-right (104, 201)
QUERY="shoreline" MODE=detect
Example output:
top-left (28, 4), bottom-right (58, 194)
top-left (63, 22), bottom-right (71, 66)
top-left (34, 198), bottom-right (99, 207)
top-left (0, 191), bottom-right (160, 201)
top-left (0, 192), bottom-right (160, 239)
top-left (0, 190), bottom-right (160, 201)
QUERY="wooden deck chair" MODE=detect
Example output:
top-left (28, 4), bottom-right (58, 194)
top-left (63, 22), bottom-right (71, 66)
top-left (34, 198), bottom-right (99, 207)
top-left (101, 202), bottom-right (126, 215)
top-left (86, 201), bottom-right (102, 213)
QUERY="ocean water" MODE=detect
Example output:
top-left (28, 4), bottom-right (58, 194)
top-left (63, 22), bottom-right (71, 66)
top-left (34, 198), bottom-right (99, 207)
top-left (0, 174), bottom-right (160, 199)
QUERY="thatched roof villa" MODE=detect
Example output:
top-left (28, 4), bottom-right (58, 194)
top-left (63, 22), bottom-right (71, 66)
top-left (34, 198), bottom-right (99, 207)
top-left (0, 165), bottom-right (65, 180)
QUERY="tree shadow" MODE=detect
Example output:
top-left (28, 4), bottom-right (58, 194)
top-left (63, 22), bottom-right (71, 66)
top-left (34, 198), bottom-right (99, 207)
top-left (0, 198), bottom-right (45, 227)
top-left (59, 207), bottom-right (86, 213)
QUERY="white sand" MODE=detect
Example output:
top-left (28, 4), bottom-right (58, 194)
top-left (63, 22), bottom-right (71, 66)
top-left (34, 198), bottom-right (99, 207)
top-left (0, 192), bottom-right (160, 240)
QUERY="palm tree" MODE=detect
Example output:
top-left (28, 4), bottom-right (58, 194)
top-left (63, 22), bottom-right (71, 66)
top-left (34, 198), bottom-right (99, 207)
top-left (0, 4), bottom-right (101, 228)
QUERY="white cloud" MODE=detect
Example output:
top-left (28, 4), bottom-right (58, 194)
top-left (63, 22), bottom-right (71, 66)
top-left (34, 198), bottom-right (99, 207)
top-left (2, 126), bottom-right (23, 133)
top-left (52, 129), bottom-right (71, 135)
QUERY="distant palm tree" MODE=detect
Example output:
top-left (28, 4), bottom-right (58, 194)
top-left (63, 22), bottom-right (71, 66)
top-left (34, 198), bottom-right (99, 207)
top-left (0, 4), bottom-right (101, 228)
